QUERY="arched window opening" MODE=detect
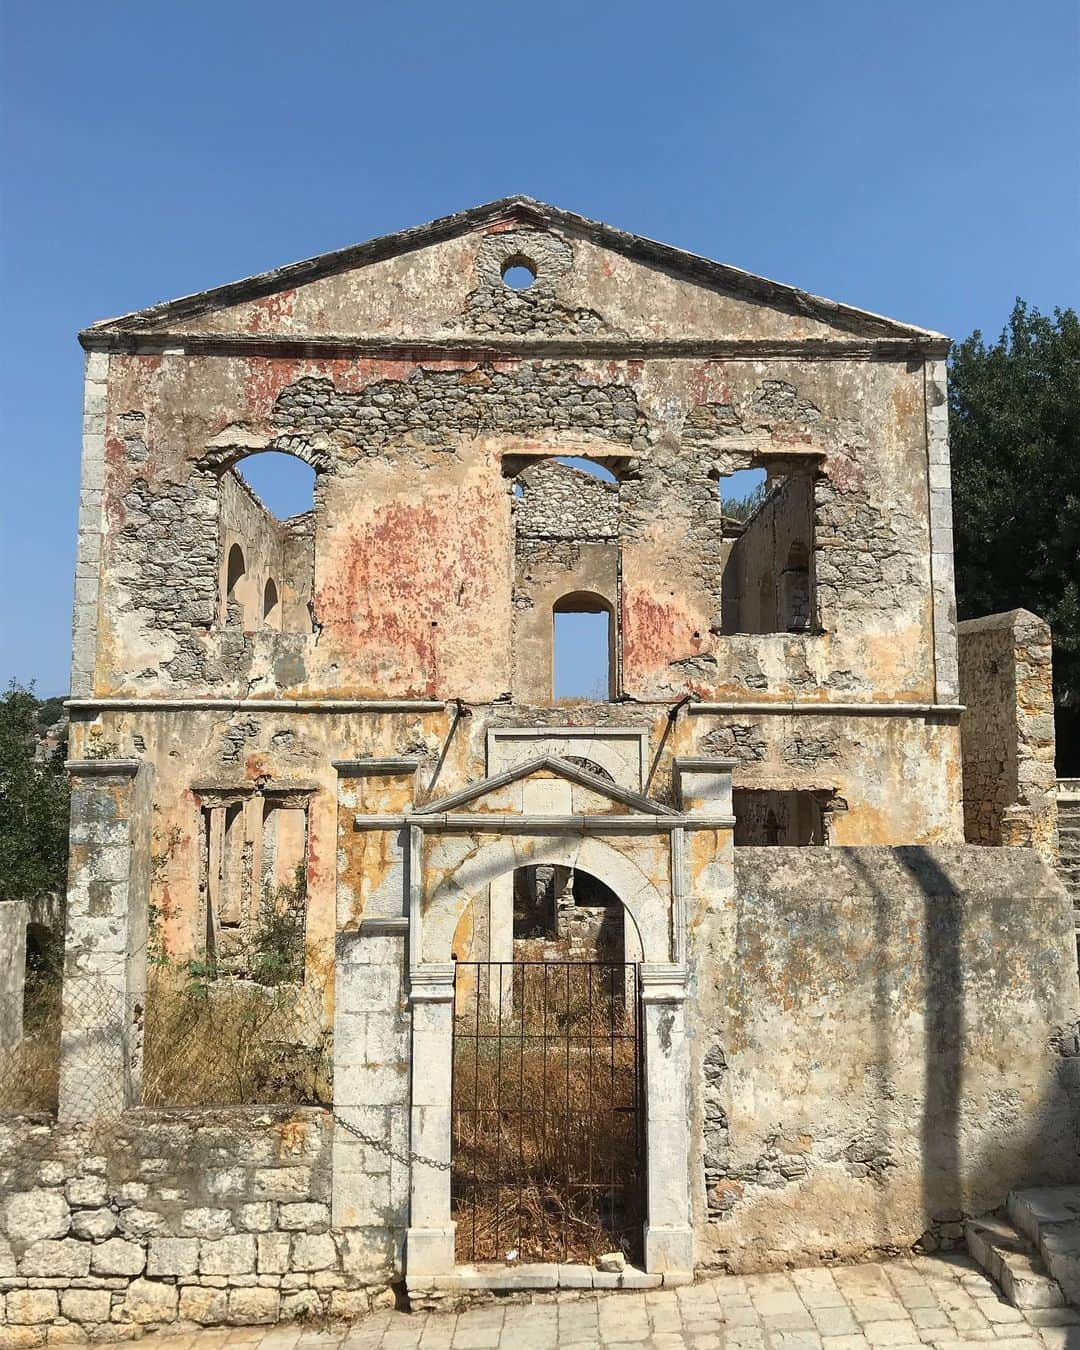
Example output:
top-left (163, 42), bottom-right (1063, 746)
top-left (233, 452), bottom-right (316, 522)
top-left (553, 593), bottom-right (612, 701)
top-left (263, 578), bottom-right (280, 629)
top-left (224, 544), bottom-right (247, 629)
top-left (218, 451), bottom-right (317, 638)
top-left (554, 456), bottom-right (618, 483)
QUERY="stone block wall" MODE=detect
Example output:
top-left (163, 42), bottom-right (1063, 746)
top-left (0, 904), bottom-right (27, 1051)
top-left (0, 1108), bottom-right (393, 1342)
top-left (958, 609), bottom-right (1058, 857)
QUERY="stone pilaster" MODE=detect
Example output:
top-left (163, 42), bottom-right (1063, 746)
top-left (926, 358), bottom-right (959, 705)
top-left (70, 352), bottom-right (108, 699)
top-left (58, 759), bottom-right (152, 1121)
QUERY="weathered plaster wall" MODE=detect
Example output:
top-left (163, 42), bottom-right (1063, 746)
top-left (690, 847), bottom-right (1080, 1272)
top-left (91, 343), bottom-right (938, 709)
top-left (0, 1108), bottom-right (393, 1339)
top-left (65, 701), bottom-right (964, 992)
top-left (958, 609), bottom-right (1058, 856)
top-left (129, 224), bottom-right (867, 345)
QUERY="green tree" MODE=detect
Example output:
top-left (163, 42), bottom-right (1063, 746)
top-left (949, 302), bottom-right (1080, 764)
top-left (0, 681), bottom-right (70, 901)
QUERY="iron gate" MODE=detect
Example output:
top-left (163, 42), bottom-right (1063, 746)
top-left (450, 960), bottom-right (644, 1264)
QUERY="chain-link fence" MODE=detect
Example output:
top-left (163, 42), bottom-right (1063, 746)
top-left (142, 963), bottom-right (332, 1107)
top-left (0, 958), bottom-right (333, 1119)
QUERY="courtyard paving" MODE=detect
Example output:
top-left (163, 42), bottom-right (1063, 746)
top-left (132, 1255), bottom-right (1078, 1350)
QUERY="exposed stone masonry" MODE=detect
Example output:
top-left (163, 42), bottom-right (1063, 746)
top-left (270, 366), bottom-right (649, 456)
top-left (514, 459), bottom-right (618, 539)
top-left (0, 1110), bottom-right (392, 1341)
top-left (958, 609), bottom-right (1058, 857)
top-left (462, 230), bottom-right (610, 336)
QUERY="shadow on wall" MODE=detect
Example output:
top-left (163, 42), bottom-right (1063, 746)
top-left (847, 849), bottom-right (963, 1250)
top-left (849, 846), bottom-right (1079, 1245)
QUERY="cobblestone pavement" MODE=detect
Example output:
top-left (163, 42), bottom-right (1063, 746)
top-left (131, 1255), bottom-right (1079, 1350)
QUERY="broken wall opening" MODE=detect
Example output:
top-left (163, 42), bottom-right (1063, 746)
top-left (719, 463), bottom-right (816, 635)
top-left (510, 455), bottom-right (621, 703)
top-left (217, 452), bottom-right (316, 634)
top-left (733, 789), bottom-right (828, 845)
top-left (138, 785), bottom-right (330, 1109)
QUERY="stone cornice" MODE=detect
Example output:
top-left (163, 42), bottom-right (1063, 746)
top-left (78, 331), bottom-right (950, 361)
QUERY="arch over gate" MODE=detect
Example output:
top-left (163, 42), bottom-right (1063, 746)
top-left (419, 833), bottom-right (669, 966)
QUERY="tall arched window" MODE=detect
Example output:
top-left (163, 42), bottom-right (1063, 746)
top-left (263, 578), bottom-right (280, 629)
top-left (553, 591), bottom-right (613, 701)
top-left (225, 544), bottom-right (247, 628)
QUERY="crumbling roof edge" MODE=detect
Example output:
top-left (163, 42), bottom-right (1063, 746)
top-left (79, 195), bottom-right (949, 344)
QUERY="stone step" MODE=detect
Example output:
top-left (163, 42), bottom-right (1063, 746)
top-left (1008, 1188), bottom-right (1080, 1306)
top-left (965, 1214), bottom-right (1065, 1308)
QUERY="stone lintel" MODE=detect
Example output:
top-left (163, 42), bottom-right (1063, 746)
top-left (355, 813), bottom-right (729, 833)
top-left (65, 758), bottom-right (141, 777)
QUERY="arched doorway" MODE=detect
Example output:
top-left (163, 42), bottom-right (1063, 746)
top-left (448, 865), bottom-right (645, 1265)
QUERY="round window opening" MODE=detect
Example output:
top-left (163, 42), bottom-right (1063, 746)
top-left (501, 258), bottom-right (536, 291)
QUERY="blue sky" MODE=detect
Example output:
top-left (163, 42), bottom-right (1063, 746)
top-left (2, 0), bottom-right (1077, 695)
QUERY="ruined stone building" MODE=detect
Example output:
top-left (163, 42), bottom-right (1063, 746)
top-left (2, 198), bottom-right (1077, 1332)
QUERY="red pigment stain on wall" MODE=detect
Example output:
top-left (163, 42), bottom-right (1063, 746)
top-left (622, 588), bottom-right (702, 684)
top-left (316, 484), bottom-right (505, 698)
top-left (245, 289), bottom-right (297, 334)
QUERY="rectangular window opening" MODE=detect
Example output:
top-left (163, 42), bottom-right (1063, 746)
top-left (719, 468), bottom-right (815, 635)
top-left (733, 789), bottom-right (828, 846)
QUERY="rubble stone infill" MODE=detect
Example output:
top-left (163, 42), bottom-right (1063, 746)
top-left (29, 1253), bottom-right (1076, 1349)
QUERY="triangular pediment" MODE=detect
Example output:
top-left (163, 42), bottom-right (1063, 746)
top-left (81, 197), bottom-right (946, 348)
top-left (415, 755), bottom-right (679, 818)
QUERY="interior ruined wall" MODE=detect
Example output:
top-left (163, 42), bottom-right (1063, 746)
top-left (958, 609), bottom-right (1058, 857)
top-left (690, 846), bottom-right (1079, 1272)
top-left (219, 471), bottom-right (285, 630)
top-left (91, 340), bottom-right (937, 708)
top-left (725, 476), bottom-right (814, 634)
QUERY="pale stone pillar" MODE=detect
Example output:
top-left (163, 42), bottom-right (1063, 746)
top-left (58, 759), bottom-right (152, 1121)
top-left (487, 873), bottom-right (514, 1015)
top-left (330, 761), bottom-right (414, 1275)
top-left (406, 964), bottom-right (457, 1278)
top-left (0, 901), bottom-right (28, 1049)
top-left (640, 965), bottom-right (694, 1277)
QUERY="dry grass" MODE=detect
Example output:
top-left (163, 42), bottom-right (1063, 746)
top-left (451, 964), bottom-right (642, 1264)
top-left (141, 967), bottom-right (332, 1107)
top-left (0, 978), bottom-right (61, 1114)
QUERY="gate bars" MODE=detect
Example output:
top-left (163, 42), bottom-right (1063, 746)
top-left (450, 960), bottom-right (644, 1264)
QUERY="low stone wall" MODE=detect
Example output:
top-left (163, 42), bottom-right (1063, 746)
top-left (0, 1107), bottom-right (393, 1343)
top-left (958, 608), bottom-right (1058, 857)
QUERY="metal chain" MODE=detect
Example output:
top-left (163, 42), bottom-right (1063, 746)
top-left (330, 1107), bottom-right (452, 1171)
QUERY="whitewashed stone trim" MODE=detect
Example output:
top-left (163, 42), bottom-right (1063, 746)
top-left (925, 358), bottom-right (959, 704)
top-left (70, 351), bottom-right (109, 698)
